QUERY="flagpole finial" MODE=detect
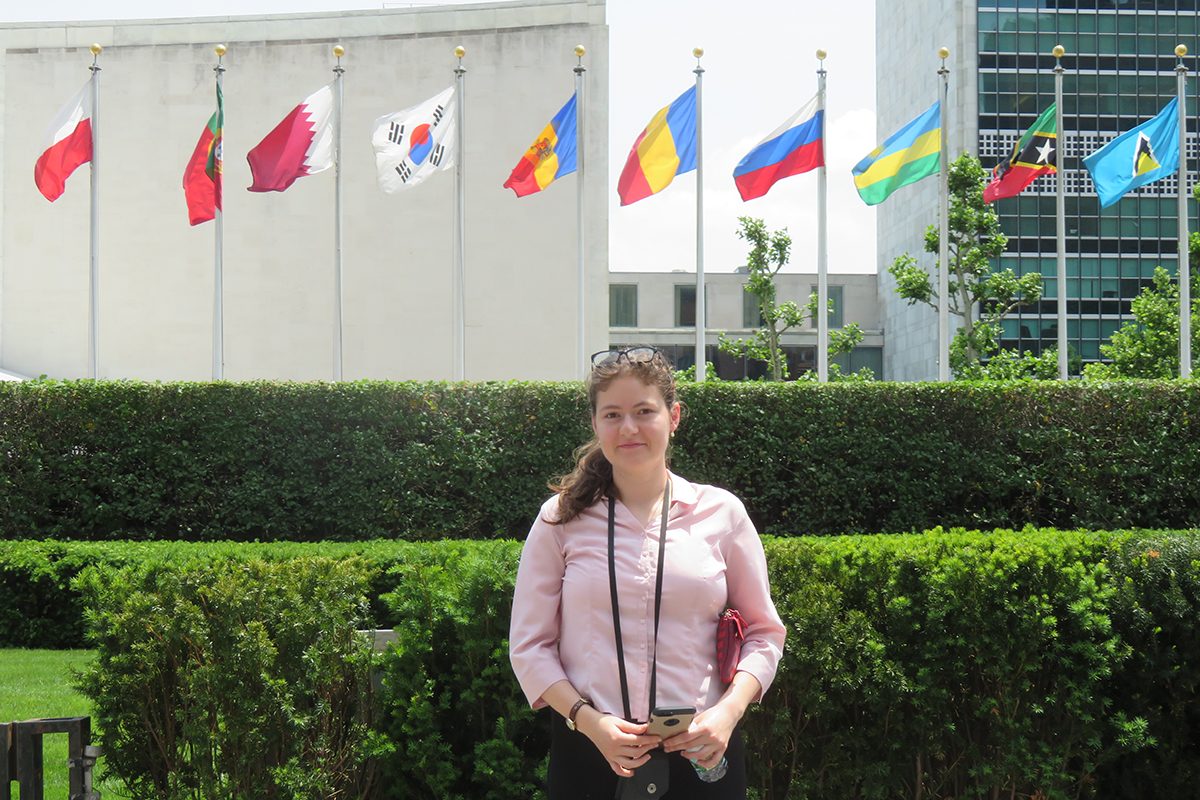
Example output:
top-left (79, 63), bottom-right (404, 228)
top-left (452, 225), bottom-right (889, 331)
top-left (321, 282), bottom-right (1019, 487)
top-left (215, 44), bottom-right (227, 58)
top-left (1176, 44), bottom-right (1188, 58)
top-left (454, 45), bottom-right (466, 60)
top-left (90, 43), bottom-right (102, 57)
top-left (333, 44), bottom-right (345, 58)
top-left (938, 46), bottom-right (950, 61)
top-left (574, 44), bottom-right (586, 58)
top-left (816, 49), bottom-right (827, 61)
top-left (693, 47), bottom-right (704, 61)
top-left (1052, 44), bottom-right (1065, 59)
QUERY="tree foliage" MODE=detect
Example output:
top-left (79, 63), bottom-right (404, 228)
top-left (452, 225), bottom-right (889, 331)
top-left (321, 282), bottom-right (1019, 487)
top-left (1084, 232), bottom-right (1200, 380)
top-left (719, 216), bottom-right (866, 381)
top-left (887, 153), bottom-right (1043, 376)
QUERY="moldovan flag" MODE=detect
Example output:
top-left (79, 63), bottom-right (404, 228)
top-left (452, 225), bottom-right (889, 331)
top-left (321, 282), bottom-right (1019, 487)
top-left (373, 86), bottom-right (456, 193)
top-left (617, 85), bottom-right (696, 206)
top-left (503, 93), bottom-right (577, 197)
top-left (733, 93), bottom-right (824, 201)
top-left (1083, 97), bottom-right (1179, 208)
top-left (34, 81), bottom-right (93, 202)
top-left (984, 104), bottom-right (1057, 203)
top-left (247, 83), bottom-right (335, 193)
top-left (182, 84), bottom-right (223, 226)
top-left (851, 101), bottom-right (941, 206)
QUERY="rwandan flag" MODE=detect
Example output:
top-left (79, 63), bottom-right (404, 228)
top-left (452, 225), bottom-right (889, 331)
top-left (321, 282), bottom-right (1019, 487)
top-left (851, 101), bottom-right (940, 206)
top-left (984, 104), bottom-right (1057, 203)
top-left (504, 93), bottom-right (577, 197)
top-left (183, 83), bottom-right (223, 226)
top-left (1083, 97), bottom-right (1179, 208)
top-left (733, 93), bottom-right (824, 201)
top-left (617, 85), bottom-right (696, 206)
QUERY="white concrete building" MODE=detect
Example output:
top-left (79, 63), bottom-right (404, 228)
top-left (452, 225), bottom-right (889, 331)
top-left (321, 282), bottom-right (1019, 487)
top-left (1, 0), bottom-right (608, 381)
top-left (608, 270), bottom-right (885, 379)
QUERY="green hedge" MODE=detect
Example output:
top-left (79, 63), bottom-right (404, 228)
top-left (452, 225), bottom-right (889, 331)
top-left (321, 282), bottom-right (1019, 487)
top-left (74, 530), bottom-right (1200, 799)
top-left (2, 380), bottom-right (1200, 540)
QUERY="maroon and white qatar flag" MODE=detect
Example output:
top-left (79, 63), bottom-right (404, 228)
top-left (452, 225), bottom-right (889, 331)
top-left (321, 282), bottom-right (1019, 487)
top-left (34, 81), bottom-right (93, 202)
top-left (246, 83), bottom-right (335, 193)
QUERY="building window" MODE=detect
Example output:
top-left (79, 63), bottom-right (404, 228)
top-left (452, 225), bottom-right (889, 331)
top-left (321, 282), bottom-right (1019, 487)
top-left (742, 286), bottom-right (764, 328)
top-left (609, 284), bottom-right (637, 328)
top-left (810, 284), bottom-right (844, 328)
top-left (675, 285), bottom-right (696, 327)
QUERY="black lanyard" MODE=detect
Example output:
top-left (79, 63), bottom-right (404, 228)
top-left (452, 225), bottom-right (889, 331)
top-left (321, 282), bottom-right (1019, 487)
top-left (607, 480), bottom-right (671, 722)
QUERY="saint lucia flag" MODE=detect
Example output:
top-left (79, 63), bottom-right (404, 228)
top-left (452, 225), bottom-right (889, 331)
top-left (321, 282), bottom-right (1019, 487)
top-left (373, 86), bottom-right (457, 193)
top-left (1082, 98), bottom-right (1179, 208)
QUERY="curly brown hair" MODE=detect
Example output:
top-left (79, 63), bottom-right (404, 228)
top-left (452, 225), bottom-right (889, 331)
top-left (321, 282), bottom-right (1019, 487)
top-left (549, 350), bottom-right (678, 524)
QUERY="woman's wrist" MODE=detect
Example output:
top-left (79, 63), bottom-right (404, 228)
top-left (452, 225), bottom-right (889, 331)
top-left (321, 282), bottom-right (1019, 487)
top-left (573, 705), bottom-right (606, 739)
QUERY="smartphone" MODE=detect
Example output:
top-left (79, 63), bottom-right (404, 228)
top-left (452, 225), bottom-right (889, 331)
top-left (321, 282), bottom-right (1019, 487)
top-left (646, 706), bottom-right (697, 738)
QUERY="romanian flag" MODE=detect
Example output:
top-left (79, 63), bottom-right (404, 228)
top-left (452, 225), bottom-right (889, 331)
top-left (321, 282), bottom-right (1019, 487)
top-left (851, 101), bottom-right (940, 206)
top-left (504, 93), bottom-right (577, 197)
top-left (183, 84), bottom-right (223, 226)
top-left (984, 104), bottom-right (1057, 203)
top-left (617, 86), bottom-right (696, 206)
top-left (733, 93), bottom-right (824, 201)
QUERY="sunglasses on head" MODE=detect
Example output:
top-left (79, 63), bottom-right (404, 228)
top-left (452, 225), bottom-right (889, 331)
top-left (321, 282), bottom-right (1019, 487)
top-left (590, 346), bottom-right (663, 368)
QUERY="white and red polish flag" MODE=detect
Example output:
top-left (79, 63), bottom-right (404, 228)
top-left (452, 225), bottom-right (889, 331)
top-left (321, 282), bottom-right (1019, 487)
top-left (34, 81), bottom-right (93, 202)
top-left (246, 83), bottom-right (335, 193)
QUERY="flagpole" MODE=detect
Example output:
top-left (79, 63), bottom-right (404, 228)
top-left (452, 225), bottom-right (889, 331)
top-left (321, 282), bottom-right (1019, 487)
top-left (694, 47), bottom-right (706, 382)
top-left (937, 47), bottom-right (950, 382)
top-left (213, 44), bottom-right (226, 381)
top-left (1176, 44), bottom-right (1191, 379)
top-left (1053, 44), bottom-right (1068, 380)
top-left (333, 44), bottom-right (345, 381)
top-left (88, 44), bottom-right (101, 380)
top-left (816, 49), bottom-right (829, 383)
top-left (574, 45), bottom-right (587, 379)
top-left (453, 45), bottom-right (467, 381)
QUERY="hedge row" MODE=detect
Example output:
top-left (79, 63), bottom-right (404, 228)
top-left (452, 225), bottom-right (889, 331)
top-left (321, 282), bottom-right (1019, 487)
top-left (69, 530), bottom-right (1200, 799)
top-left (1, 380), bottom-right (1199, 540)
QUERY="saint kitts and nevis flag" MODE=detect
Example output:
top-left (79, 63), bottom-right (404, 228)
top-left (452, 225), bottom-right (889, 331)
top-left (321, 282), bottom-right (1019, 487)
top-left (247, 83), bottom-right (335, 193)
top-left (852, 101), bottom-right (941, 206)
top-left (503, 93), bottom-right (577, 197)
top-left (733, 93), bottom-right (824, 201)
top-left (182, 84), bottom-right (223, 226)
top-left (1084, 97), bottom-right (1180, 208)
top-left (984, 104), bottom-right (1057, 203)
top-left (35, 81), bottom-right (94, 202)
top-left (618, 85), bottom-right (696, 205)
top-left (372, 86), bottom-right (457, 193)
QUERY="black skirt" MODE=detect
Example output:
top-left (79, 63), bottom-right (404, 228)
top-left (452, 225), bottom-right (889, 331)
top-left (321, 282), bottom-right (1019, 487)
top-left (546, 713), bottom-right (747, 800)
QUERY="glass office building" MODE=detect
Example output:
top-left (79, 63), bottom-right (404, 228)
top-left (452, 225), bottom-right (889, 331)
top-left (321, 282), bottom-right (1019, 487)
top-left (976, 1), bottom-right (1198, 368)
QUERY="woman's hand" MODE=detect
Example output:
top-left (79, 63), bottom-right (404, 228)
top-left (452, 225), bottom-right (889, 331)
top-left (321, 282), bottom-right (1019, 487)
top-left (661, 702), bottom-right (739, 770)
top-left (577, 711), bottom-right (662, 777)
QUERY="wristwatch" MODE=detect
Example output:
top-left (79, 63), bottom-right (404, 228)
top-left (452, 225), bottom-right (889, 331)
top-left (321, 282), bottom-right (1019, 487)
top-left (566, 697), bottom-right (592, 731)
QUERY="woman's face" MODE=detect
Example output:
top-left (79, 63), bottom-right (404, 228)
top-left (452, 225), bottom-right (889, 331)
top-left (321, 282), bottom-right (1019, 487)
top-left (591, 374), bottom-right (680, 479)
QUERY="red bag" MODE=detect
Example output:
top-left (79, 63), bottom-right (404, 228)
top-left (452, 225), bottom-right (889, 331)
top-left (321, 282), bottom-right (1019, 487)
top-left (716, 608), bottom-right (746, 684)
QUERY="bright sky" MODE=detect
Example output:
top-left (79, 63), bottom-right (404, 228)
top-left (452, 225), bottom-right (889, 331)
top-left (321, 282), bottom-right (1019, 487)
top-left (1, 0), bottom-right (878, 275)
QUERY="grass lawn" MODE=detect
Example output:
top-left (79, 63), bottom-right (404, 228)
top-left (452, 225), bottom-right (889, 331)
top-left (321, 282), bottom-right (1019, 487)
top-left (0, 649), bottom-right (125, 798)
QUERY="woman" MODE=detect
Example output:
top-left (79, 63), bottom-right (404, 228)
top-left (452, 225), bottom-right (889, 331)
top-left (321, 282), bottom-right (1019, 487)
top-left (509, 346), bottom-right (786, 799)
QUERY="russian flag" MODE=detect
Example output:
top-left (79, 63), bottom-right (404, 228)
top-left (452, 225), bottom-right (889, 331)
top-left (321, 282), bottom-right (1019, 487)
top-left (733, 94), bottom-right (824, 201)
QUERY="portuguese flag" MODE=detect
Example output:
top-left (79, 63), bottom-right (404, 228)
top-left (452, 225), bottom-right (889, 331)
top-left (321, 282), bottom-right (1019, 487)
top-left (183, 84), bottom-right (223, 226)
top-left (983, 103), bottom-right (1057, 203)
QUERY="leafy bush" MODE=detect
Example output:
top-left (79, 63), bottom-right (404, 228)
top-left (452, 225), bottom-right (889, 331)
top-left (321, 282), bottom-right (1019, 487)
top-left (70, 531), bottom-right (1200, 799)
top-left (2, 380), bottom-right (1200, 541)
top-left (76, 557), bottom-right (384, 800)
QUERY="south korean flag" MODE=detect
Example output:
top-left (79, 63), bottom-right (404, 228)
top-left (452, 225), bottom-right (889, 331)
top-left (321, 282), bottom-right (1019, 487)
top-left (372, 86), bottom-right (457, 193)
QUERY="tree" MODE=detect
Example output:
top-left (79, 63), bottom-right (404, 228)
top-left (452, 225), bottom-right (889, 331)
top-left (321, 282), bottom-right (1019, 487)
top-left (1083, 232), bottom-right (1200, 380)
top-left (718, 216), bottom-right (866, 381)
top-left (887, 153), bottom-right (1043, 376)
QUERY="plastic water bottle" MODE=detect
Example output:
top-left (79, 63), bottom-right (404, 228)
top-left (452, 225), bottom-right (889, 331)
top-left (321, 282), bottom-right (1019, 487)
top-left (690, 753), bottom-right (728, 783)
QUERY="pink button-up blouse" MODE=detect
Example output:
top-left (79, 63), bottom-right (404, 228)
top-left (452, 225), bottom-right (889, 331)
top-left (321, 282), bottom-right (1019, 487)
top-left (509, 472), bottom-right (786, 722)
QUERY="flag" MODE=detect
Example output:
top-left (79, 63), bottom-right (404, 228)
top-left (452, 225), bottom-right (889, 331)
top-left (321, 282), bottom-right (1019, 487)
top-left (247, 84), bottom-right (335, 193)
top-left (372, 86), bottom-right (456, 193)
top-left (183, 84), bottom-right (223, 226)
top-left (34, 81), bottom-right (93, 202)
top-left (851, 101), bottom-right (941, 206)
top-left (617, 85), bottom-right (696, 206)
top-left (1083, 98), bottom-right (1179, 208)
top-left (733, 94), bottom-right (824, 201)
top-left (984, 104), bottom-right (1057, 203)
top-left (503, 93), bottom-right (577, 197)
